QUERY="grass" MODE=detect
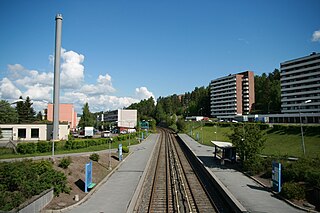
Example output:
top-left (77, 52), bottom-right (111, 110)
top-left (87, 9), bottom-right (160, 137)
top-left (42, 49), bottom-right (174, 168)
top-left (0, 138), bottom-right (139, 160)
top-left (186, 122), bottom-right (320, 158)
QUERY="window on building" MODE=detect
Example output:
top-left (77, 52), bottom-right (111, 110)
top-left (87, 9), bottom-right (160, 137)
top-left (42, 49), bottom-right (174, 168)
top-left (18, 129), bottom-right (26, 138)
top-left (31, 129), bottom-right (39, 138)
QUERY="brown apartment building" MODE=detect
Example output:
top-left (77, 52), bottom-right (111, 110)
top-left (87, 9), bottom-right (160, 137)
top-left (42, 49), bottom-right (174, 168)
top-left (210, 71), bottom-right (255, 117)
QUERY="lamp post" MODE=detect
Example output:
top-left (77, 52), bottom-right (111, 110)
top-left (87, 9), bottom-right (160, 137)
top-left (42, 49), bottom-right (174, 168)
top-left (0, 98), bottom-right (24, 108)
top-left (299, 100), bottom-right (311, 157)
top-left (109, 138), bottom-right (113, 170)
top-left (126, 120), bottom-right (135, 147)
top-left (198, 108), bottom-right (203, 144)
top-left (214, 125), bottom-right (217, 141)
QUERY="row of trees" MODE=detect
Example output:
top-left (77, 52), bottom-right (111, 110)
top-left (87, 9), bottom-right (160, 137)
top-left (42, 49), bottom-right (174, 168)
top-left (127, 86), bottom-right (210, 126)
top-left (127, 69), bottom-right (281, 127)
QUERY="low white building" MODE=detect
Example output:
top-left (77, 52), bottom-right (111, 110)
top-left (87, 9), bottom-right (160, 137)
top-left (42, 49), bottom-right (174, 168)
top-left (186, 116), bottom-right (204, 121)
top-left (0, 124), bottom-right (69, 142)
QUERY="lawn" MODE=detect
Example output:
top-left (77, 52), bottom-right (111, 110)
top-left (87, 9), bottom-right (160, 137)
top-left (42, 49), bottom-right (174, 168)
top-left (186, 122), bottom-right (320, 158)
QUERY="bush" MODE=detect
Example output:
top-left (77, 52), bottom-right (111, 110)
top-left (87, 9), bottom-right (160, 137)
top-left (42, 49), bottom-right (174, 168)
top-left (122, 146), bottom-right (129, 153)
top-left (0, 160), bottom-right (69, 211)
top-left (17, 142), bottom-right (37, 154)
top-left (37, 141), bottom-right (51, 153)
top-left (89, 153), bottom-right (100, 162)
top-left (281, 182), bottom-right (305, 200)
top-left (58, 157), bottom-right (72, 169)
top-left (243, 156), bottom-right (264, 175)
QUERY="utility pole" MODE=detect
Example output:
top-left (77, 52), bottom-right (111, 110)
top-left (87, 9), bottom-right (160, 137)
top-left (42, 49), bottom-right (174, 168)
top-left (52, 14), bottom-right (63, 157)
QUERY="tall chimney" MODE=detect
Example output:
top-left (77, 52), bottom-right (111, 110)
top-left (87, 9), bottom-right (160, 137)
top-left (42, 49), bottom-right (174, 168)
top-left (53, 14), bottom-right (63, 143)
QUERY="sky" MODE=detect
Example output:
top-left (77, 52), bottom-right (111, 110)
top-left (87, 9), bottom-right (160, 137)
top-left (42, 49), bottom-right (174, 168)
top-left (0, 0), bottom-right (319, 113)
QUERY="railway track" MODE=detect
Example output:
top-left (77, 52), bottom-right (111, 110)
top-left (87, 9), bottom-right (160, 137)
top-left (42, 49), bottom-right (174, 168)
top-left (133, 128), bottom-right (218, 212)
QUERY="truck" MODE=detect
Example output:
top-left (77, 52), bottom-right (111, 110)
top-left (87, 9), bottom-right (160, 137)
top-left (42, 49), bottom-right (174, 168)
top-left (85, 127), bottom-right (94, 138)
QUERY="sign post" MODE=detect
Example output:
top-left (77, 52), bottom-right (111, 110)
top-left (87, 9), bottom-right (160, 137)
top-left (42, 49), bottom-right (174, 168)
top-left (85, 161), bottom-right (95, 193)
top-left (118, 144), bottom-right (123, 161)
top-left (272, 161), bottom-right (281, 193)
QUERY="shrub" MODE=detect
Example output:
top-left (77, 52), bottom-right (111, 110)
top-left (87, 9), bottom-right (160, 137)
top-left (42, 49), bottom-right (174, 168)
top-left (17, 142), bottom-right (37, 154)
top-left (243, 156), bottom-right (264, 175)
top-left (0, 160), bottom-right (69, 211)
top-left (37, 141), bottom-right (51, 153)
top-left (281, 182), bottom-right (305, 200)
top-left (58, 157), bottom-right (72, 169)
top-left (64, 140), bottom-right (74, 150)
top-left (89, 153), bottom-right (100, 162)
top-left (305, 169), bottom-right (320, 187)
top-left (122, 146), bottom-right (129, 153)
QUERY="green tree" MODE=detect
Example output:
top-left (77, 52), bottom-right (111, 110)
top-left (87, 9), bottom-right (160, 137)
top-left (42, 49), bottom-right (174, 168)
top-left (78, 102), bottom-right (95, 129)
top-left (228, 124), bottom-right (266, 162)
top-left (16, 96), bottom-right (36, 123)
top-left (127, 97), bottom-right (156, 120)
top-left (0, 100), bottom-right (19, 124)
top-left (36, 111), bottom-right (43, 121)
top-left (254, 69), bottom-right (281, 114)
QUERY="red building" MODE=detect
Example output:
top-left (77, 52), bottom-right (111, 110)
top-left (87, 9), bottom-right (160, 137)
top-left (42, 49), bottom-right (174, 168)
top-left (210, 71), bottom-right (255, 117)
top-left (47, 103), bottom-right (77, 130)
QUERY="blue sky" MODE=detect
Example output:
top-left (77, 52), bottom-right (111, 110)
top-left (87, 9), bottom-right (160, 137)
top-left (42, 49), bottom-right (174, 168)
top-left (0, 0), bottom-right (319, 113)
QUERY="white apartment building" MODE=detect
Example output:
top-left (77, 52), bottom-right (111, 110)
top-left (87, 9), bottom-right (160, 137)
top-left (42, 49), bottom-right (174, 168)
top-left (280, 52), bottom-right (320, 114)
top-left (210, 71), bottom-right (255, 117)
top-left (101, 109), bottom-right (138, 129)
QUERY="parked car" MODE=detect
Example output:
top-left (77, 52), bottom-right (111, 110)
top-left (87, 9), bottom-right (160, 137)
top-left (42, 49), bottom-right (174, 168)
top-left (71, 132), bottom-right (79, 138)
top-left (101, 130), bottom-right (111, 138)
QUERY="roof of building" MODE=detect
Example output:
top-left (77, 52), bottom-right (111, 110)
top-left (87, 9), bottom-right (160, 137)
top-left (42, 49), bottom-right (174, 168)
top-left (211, 141), bottom-right (233, 148)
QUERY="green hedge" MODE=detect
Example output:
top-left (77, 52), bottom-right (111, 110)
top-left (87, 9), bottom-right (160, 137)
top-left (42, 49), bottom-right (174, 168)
top-left (16, 137), bottom-right (116, 155)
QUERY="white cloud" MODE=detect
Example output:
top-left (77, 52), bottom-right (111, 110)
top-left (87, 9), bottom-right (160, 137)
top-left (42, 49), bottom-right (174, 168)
top-left (312, 30), bottom-right (320, 42)
top-left (60, 48), bottom-right (85, 89)
top-left (0, 78), bottom-right (22, 99)
top-left (23, 84), bottom-right (52, 102)
top-left (135, 86), bottom-right (154, 100)
top-left (1, 48), bottom-right (156, 114)
top-left (8, 64), bottom-right (24, 71)
top-left (80, 74), bottom-right (116, 95)
top-left (8, 64), bottom-right (27, 79)
top-left (16, 70), bottom-right (53, 88)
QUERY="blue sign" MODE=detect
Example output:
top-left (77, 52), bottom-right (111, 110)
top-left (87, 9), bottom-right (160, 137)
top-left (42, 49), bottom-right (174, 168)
top-left (118, 144), bottom-right (123, 161)
top-left (272, 161), bottom-right (281, 192)
top-left (85, 161), bottom-right (93, 193)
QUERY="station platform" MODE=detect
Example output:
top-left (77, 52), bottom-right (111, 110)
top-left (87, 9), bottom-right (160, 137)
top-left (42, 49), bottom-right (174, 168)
top-left (178, 133), bottom-right (303, 213)
top-left (66, 134), bottom-right (159, 213)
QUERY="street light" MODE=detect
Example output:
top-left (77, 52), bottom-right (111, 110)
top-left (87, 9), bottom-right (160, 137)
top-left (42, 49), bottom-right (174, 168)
top-left (108, 138), bottom-right (113, 170)
top-left (198, 108), bottom-right (203, 144)
top-left (299, 100), bottom-right (311, 156)
top-left (126, 120), bottom-right (135, 147)
top-left (214, 125), bottom-right (217, 141)
top-left (0, 98), bottom-right (24, 108)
